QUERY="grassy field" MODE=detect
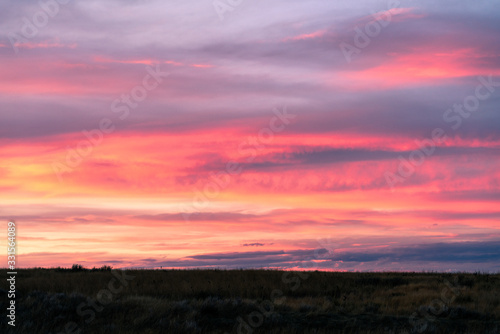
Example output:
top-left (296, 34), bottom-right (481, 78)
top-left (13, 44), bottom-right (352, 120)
top-left (1, 268), bottom-right (499, 333)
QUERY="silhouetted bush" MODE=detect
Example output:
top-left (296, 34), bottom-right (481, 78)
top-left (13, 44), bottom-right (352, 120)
top-left (71, 264), bottom-right (85, 272)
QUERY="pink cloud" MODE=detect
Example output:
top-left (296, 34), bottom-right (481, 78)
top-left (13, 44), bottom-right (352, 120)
top-left (190, 64), bottom-right (214, 68)
top-left (14, 41), bottom-right (77, 50)
top-left (283, 30), bottom-right (327, 42)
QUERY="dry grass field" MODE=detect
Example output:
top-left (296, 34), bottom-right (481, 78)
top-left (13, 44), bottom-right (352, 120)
top-left (1, 267), bottom-right (499, 333)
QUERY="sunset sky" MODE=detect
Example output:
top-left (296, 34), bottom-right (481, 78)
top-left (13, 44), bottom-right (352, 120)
top-left (1, 0), bottom-right (499, 272)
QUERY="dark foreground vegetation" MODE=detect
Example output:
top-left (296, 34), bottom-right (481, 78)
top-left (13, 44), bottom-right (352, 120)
top-left (1, 268), bottom-right (499, 333)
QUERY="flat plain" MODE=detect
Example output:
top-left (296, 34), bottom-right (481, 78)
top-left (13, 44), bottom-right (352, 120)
top-left (1, 268), bottom-right (499, 333)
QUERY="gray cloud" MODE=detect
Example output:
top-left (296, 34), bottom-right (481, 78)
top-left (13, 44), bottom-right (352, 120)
top-left (129, 241), bottom-right (500, 271)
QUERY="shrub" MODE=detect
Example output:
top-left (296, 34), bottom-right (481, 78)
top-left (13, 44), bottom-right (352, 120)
top-left (71, 264), bottom-right (85, 272)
